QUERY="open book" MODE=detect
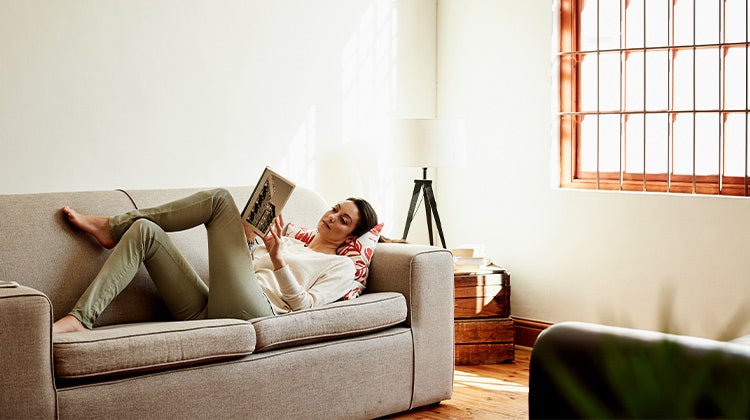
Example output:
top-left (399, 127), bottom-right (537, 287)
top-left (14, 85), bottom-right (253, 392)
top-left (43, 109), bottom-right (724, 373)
top-left (240, 167), bottom-right (296, 236)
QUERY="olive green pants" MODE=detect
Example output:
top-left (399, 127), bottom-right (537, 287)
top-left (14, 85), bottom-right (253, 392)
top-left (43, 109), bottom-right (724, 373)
top-left (70, 188), bottom-right (274, 328)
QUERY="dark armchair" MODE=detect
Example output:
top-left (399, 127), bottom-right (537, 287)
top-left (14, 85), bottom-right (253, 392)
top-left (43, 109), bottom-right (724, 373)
top-left (529, 321), bottom-right (750, 419)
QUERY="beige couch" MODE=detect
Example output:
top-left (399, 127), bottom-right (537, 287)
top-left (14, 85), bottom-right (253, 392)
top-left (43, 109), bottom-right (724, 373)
top-left (0, 185), bottom-right (454, 419)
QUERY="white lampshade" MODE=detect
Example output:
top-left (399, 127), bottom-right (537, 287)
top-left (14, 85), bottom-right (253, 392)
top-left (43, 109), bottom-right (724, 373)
top-left (391, 118), bottom-right (467, 168)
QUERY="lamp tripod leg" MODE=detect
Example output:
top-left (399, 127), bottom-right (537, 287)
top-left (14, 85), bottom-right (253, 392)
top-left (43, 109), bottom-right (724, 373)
top-left (423, 184), bottom-right (434, 246)
top-left (402, 181), bottom-right (423, 241)
top-left (424, 184), bottom-right (446, 248)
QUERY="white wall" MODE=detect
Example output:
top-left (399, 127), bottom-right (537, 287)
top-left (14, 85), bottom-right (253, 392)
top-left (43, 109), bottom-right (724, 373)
top-left (0, 0), bottom-right (436, 238)
top-left (5, 0), bottom-right (749, 340)
top-left (437, 0), bottom-right (750, 339)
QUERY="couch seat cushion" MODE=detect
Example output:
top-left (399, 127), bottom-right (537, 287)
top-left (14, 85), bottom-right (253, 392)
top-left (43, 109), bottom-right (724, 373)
top-left (251, 292), bottom-right (407, 352)
top-left (53, 319), bottom-right (255, 380)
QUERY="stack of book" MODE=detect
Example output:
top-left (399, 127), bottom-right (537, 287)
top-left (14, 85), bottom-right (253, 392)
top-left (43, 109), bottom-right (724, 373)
top-left (451, 244), bottom-right (504, 274)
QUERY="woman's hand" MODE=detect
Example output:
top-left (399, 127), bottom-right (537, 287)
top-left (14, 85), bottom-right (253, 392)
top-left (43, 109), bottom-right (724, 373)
top-left (262, 214), bottom-right (286, 270)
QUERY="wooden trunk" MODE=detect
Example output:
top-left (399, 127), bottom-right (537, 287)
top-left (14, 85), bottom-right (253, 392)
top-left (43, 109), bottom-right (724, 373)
top-left (454, 318), bottom-right (515, 364)
top-left (454, 272), bottom-right (510, 319)
top-left (453, 271), bottom-right (514, 365)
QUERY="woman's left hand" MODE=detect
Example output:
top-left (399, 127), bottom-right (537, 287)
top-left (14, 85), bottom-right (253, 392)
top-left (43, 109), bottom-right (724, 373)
top-left (262, 214), bottom-right (286, 270)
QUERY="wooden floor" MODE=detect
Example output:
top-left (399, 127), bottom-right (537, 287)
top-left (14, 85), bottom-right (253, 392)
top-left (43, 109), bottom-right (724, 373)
top-left (386, 346), bottom-right (531, 419)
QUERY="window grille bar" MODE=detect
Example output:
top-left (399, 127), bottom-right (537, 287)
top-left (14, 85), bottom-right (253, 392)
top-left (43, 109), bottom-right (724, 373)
top-left (642, 0), bottom-right (647, 192)
top-left (562, 109), bottom-right (747, 116)
top-left (621, 0), bottom-right (628, 191)
top-left (559, 42), bottom-right (750, 57)
top-left (668, 0), bottom-right (674, 192)
top-left (596, 0), bottom-right (602, 189)
top-left (619, 0), bottom-right (624, 190)
top-left (719, 0), bottom-right (724, 194)
top-left (692, 0), bottom-right (697, 194)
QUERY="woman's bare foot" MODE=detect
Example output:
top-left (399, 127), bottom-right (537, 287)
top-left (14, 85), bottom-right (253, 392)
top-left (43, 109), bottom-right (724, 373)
top-left (62, 206), bottom-right (116, 249)
top-left (52, 315), bottom-right (89, 334)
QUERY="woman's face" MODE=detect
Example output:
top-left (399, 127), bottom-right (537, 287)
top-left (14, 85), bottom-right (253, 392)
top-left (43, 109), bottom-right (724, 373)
top-left (317, 201), bottom-right (360, 244)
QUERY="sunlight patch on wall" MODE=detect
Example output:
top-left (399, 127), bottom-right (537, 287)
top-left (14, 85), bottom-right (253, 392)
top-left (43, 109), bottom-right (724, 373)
top-left (340, 0), bottom-right (400, 229)
top-left (282, 106), bottom-right (318, 189)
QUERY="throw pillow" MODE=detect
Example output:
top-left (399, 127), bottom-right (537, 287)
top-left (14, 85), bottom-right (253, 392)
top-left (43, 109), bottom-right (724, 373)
top-left (284, 222), bottom-right (384, 299)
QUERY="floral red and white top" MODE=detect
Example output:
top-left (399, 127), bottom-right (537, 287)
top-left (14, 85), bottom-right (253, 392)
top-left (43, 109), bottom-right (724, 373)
top-left (251, 237), bottom-right (356, 314)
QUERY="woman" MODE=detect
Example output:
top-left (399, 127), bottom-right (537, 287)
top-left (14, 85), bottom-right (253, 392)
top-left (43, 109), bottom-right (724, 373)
top-left (53, 188), bottom-right (379, 334)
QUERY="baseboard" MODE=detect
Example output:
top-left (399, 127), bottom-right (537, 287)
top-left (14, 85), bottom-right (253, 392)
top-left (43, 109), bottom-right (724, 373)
top-left (512, 317), bottom-right (552, 347)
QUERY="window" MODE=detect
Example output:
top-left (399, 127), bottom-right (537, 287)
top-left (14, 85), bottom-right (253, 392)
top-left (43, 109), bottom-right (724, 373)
top-left (559, 0), bottom-right (750, 195)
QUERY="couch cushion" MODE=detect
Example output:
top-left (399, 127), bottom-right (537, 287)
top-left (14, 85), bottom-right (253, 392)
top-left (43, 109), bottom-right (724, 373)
top-left (251, 292), bottom-right (407, 352)
top-left (53, 319), bottom-right (255, 380)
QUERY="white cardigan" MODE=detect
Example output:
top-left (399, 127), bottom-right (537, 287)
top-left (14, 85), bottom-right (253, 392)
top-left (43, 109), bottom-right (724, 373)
top-left (252, 237), bottom-right (356, 313)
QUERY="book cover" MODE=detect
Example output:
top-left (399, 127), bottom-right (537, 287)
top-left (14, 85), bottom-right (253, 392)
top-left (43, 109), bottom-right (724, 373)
top-left (240, 167), bottom-right (296, 236)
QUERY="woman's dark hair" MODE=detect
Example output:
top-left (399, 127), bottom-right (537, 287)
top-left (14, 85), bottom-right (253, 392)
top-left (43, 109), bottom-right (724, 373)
top-left (346, 197), bottom-right (407, 243)
top-left (347, 197), bottom-right (379, 237)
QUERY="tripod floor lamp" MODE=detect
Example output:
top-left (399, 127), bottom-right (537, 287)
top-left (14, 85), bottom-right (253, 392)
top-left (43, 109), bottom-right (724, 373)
top-left (393, 118), bottom-right (466, 248)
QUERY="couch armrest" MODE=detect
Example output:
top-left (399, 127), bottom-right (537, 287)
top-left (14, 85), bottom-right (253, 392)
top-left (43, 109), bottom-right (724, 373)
top-left (367, 243), bottom-right (454, 409)
top-left (0, 285), bottom-right (56, 418)
top-left (529, 321), bottom-right (750, 419)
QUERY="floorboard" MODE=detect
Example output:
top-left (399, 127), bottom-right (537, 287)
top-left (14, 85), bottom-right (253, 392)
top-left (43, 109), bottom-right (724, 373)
top-left (385, 346), bottom-right (531, 419)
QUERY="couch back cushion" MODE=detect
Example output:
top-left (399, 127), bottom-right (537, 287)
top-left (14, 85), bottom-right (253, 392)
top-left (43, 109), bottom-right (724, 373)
top-left (0, 190), bottom-right (172, 326)
top-left (0, 185), bottom-right (328, 327)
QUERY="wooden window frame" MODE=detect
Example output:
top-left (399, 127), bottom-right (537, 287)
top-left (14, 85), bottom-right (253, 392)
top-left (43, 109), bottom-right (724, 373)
top-left (559, 0), bottom-right (750, 196)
